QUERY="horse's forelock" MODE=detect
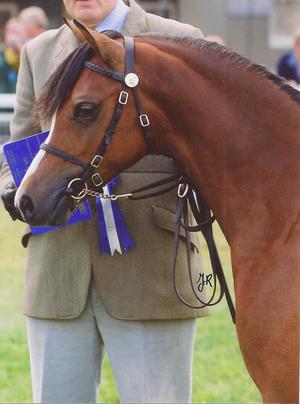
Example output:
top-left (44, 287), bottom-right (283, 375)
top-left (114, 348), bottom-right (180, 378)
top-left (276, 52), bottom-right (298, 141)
top-left (35, 42), bottom-right (95, 124)
top-left (35, 31), bottom-right (123, 124)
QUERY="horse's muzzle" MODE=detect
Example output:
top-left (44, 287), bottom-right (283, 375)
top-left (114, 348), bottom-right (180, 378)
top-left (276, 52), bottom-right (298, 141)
top-left (16, 190), bottom-right (71, 227)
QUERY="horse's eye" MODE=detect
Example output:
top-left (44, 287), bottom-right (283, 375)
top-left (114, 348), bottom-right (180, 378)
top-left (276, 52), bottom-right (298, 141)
top-left (74, 102), bottom-right (99, 119)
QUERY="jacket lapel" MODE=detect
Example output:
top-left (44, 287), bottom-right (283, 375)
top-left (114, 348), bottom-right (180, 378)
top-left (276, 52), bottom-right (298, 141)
top-left (54, 25), bottom-right (80, 68)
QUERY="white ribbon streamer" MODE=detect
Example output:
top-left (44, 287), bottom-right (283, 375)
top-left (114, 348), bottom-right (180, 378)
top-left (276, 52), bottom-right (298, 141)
top-left (100, 185), bottom-right (122, 255)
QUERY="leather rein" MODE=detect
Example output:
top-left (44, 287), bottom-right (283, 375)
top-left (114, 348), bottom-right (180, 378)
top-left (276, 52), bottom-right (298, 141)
top-left (39, 35), bottom-right (236, 324)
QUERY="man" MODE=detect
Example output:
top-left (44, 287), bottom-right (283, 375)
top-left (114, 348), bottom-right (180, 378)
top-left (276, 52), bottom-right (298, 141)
top-left (0, 18), bottom-right (26, 93)
top-left (1, 1), bottom-right (207, 402)
top-left (18, 6), bottom-right (49, 41)
top-left (277, 31), bottom-right (300, 87)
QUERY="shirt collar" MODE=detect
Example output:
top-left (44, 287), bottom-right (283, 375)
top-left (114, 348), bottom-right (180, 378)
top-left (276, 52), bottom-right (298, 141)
top-left (95, 0), bottom-right (129, 33)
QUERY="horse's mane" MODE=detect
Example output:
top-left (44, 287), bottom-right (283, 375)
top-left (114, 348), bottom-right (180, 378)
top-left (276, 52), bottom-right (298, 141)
top-left (150, 34), bottom-right (300, 101)
top-left (36, 31), bottom-right (300, 123)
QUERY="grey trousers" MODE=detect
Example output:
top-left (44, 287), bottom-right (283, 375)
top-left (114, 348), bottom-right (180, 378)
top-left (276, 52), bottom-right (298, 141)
top-left (26, 281), bottom-right (197, 403)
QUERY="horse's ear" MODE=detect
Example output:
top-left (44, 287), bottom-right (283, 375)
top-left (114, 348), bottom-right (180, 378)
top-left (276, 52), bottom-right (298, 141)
top-left (63, 17), bottom-right (86, 43)
top-left (72, 18), bottom-right (124, 65)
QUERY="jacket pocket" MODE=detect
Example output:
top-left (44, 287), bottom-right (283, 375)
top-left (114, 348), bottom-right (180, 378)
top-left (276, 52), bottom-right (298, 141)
top-left (151, 205), bottom-right (199, 252)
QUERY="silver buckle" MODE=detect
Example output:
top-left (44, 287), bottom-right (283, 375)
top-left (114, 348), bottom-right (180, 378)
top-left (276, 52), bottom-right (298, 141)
top-left (140, 114), bottom-right (150, 127)
top-left (91, 155), bottom-right (103, 168)
top-left (91, 173), bottom-right (104, 187)
top-left (119, 91), bottom-right (129, 105)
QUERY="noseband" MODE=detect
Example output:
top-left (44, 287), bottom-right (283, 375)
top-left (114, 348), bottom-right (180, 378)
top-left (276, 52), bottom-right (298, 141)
top-left (40, 36), bottom-right (151, 200)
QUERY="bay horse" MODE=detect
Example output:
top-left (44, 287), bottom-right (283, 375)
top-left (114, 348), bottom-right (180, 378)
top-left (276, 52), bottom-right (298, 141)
top-left (15, 20), bottom-right (299, 402)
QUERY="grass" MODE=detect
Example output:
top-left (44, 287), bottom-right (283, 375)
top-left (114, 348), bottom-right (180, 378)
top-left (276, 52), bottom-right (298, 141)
top-left (0, 204), bottom-right (261, 403)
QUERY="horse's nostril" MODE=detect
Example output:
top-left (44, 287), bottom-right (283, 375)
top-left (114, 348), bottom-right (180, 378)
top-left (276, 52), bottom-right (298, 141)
top-left (19, 194), bottom-right (36, 220)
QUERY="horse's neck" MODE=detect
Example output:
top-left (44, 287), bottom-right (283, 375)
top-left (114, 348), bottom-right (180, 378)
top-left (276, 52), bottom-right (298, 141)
top-left (145, 41), bottom-right (300, 260)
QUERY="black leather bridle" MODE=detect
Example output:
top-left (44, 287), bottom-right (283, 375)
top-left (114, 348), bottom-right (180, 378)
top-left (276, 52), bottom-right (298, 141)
top-left (39, 34), bottom-right (236, 323)
top-left (40, 36), bottom-right (151, 199)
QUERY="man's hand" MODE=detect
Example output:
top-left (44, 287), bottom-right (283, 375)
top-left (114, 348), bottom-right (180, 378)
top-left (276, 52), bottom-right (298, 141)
top-left (1, 183), bottom-right (24, 222)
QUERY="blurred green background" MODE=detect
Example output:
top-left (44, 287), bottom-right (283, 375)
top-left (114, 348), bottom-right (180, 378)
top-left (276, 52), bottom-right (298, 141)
top-left (0, 205), bottom-right (261, 403)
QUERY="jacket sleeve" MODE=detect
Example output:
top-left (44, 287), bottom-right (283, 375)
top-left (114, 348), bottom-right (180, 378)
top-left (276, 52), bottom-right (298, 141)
top-left (0, 43), bottom-right (39, 192)
top-left (10, 44), bottom-right (39, 141)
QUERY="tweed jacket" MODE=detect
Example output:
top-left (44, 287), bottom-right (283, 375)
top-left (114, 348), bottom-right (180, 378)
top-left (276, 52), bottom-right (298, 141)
top-left (0, 0), bottom-right (208, 320)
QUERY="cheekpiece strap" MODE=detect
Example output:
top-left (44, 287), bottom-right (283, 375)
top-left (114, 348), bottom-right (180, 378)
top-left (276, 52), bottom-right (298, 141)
top-left (124, 36), bottom-right (135, 74)
top-left (123, 36), bottom-right (152, 150)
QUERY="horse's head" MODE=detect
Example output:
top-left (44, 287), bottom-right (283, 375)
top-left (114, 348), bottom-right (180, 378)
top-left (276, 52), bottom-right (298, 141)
top-left (15, 20), bottom-right (153, 226)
